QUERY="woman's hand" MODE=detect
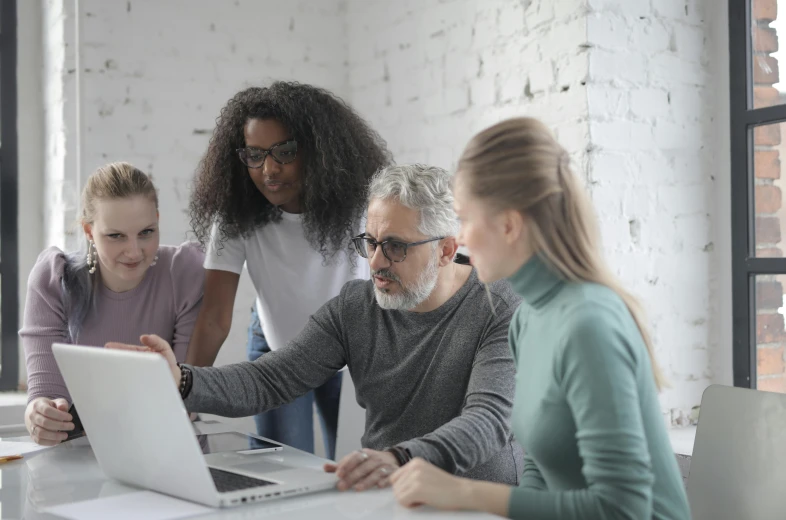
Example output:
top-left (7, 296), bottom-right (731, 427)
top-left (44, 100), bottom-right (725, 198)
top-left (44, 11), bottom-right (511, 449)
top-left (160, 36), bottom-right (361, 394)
top-left (390, 458), bottom-right (473, 510)
top-left (324, 449), bottom-right (399, 491)
top-left (106, 334), bottom-right (181, 388)
top-left (25, 397), bottom-right (73, 446)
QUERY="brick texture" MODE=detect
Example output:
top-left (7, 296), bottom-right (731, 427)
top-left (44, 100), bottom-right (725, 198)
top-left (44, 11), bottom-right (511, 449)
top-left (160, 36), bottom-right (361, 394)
top-left (756, 185), bottom-right (782, 214)
top-left (754, 85), bottom-right (781, 108)
top-left (757, 247), bottom-right (784, 257)
top-left (757, 217), bottom-right (783, 245)
top-left (758, 377), bottom-right (786, 393)
top-left (583, 0), bottom-right (724, 418)
top-left (752, 0), bottom-right (786, 394)
top-left (757, 280), bottom-right (784, 309)
top-left (758, 312), bottom-right (786, 344)
top-left (38, 0), bottom-right (739, 420)
top-left (754, 26), bottom-right (779, 53)
top-left (754, 123), bottom-right (781, 147)
top-left (755, 150), bottom-right (781, 179)
top-left (754, 0), bottom-right (777, 22)
top-left (754, 55), bottom-right (779, 84)
top-left (757, 346), bottom-right (785, 375)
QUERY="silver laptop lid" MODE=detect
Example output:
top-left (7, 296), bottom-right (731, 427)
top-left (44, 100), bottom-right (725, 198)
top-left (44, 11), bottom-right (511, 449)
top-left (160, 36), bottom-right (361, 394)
top-left (52, 344), bottom-right (220, 506)
top-left (688, 384), bottom-right (786, 520)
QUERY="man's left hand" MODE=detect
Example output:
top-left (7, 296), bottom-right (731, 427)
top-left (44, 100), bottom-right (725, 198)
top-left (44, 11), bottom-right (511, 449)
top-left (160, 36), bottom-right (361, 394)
top-left (324, 448), bottom-right (399, 491)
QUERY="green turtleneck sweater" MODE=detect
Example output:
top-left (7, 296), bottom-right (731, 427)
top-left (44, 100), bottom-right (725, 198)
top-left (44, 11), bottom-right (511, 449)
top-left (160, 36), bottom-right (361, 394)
top-left (506, 255), bottom-right (690, 520)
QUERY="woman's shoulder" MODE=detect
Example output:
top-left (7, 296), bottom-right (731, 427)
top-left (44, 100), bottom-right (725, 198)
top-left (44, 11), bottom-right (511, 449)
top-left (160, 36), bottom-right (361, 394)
top-left (559, 281), bottom-right (627, 316)
top-left (157, 242), bottom-right (205, 270)
top-left (28, 246), bottom-right (68, 287)
top-left (156, 242), bottom-right (206, 296)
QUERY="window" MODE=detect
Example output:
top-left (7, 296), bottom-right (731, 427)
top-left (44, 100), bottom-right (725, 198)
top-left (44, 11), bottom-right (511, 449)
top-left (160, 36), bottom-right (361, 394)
top-left (731, 0), bottom-right (786, 392)
top-left (0, 0), bottom-right (18, 390)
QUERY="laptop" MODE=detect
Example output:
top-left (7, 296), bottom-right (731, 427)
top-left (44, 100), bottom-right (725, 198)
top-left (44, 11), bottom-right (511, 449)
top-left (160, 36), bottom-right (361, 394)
top-left (687, 384), bottom-right (786, 520)
top-left (52, 343), bottom-right (338, 508)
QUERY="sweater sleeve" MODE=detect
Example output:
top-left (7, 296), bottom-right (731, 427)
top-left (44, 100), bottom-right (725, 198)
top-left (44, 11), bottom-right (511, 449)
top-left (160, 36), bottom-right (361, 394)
top-left (397, 298), bottom-right (518, 476)
top-left (508, 305), bottom-right (655, 519)
top-left (18, 247), bottom-right (71, 403)
top-left (182, 290), bottom-right (347, 416)
top-left (519, 455), bottom-right (548, 490)
top-left (169, 242), bottom-right (205, 362)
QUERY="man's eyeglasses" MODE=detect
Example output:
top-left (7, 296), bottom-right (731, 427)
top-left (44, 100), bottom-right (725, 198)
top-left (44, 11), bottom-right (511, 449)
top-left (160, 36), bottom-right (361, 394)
top-left (236, 140), bottom-right (298, 169)
top-left (351, 234), bottom-right (446, 263)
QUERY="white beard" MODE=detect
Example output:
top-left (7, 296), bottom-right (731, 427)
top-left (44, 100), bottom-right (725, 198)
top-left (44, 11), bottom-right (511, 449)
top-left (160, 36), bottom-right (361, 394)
top-left (374, 254), bottom-right (440, 310)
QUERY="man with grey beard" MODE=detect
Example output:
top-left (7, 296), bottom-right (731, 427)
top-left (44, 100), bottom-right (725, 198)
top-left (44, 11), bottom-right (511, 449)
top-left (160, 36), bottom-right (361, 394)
top-left (112, 164), bottom-right (523, 494)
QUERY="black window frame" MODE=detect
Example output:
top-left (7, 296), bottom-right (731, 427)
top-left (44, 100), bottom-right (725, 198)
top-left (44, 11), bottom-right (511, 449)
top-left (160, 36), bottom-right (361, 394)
top-left (730, 0), bottom-right (786, 388)
top-left (0, 0), bottom-right (19, 391)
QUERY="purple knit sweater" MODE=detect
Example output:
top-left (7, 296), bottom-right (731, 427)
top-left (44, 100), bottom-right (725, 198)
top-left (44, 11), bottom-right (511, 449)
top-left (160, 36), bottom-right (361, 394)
top-left (19, 242), bottom-right (205, 403)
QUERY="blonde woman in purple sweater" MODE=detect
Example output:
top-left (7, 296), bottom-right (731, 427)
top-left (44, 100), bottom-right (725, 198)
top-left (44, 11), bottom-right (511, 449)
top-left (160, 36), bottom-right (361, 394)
top-left (19, 162), bottom-right (205, 445)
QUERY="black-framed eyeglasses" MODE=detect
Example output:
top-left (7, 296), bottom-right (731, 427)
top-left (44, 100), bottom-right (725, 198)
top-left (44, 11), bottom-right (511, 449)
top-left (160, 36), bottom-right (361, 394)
top-left (350, 233), bottom-right (446, 263)
top-left (236, 140), bottom-right (298, 169)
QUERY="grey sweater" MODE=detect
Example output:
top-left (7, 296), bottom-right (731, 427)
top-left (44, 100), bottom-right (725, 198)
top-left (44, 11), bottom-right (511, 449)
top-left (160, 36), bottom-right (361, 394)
top-left (185, 268), bottom-right (524, 484)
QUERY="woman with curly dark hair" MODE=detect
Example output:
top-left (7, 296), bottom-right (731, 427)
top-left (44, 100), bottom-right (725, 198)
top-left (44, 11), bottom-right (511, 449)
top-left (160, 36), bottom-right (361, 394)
top-left (185, 81), bottom-right (392, 459)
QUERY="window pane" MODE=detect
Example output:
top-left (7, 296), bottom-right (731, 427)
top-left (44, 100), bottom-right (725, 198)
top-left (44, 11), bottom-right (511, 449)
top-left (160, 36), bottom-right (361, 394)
top-left (754, 121), bottom-right (786, 255)
top-left (752, 0), bottom-right (783, 109)
top-left (756, 274), bottom-right (786, 392)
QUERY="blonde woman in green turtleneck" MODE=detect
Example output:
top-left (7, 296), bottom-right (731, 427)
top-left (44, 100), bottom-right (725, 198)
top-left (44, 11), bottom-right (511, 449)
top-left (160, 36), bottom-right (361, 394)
top-left (390, 117), bottom-right (691, 520)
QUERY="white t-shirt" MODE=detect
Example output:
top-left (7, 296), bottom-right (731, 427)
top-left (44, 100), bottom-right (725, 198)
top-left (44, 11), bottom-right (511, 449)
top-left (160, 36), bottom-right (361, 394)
top-left (204, 212), bottom-right (369, 351)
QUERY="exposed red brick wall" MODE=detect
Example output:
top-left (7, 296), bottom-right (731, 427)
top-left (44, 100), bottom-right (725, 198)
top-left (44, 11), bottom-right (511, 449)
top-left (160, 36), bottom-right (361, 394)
top-left (754, 0), bottom-right (777, 22)
top-left (754, 0), bottom-right (786, 393)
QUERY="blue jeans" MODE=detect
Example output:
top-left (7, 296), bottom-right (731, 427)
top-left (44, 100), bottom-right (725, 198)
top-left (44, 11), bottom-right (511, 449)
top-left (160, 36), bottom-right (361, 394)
top-left (247, 306), bottom-right (342, 460)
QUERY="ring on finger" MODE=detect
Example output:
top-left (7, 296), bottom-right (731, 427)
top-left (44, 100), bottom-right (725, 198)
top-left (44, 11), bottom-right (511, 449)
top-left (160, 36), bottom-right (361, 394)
top-left (378, 466), bottom-right (390, 476)
top-left (357, 450), bottom-right (369, 461)
top-left (32, 425), bottom-right (37, 436)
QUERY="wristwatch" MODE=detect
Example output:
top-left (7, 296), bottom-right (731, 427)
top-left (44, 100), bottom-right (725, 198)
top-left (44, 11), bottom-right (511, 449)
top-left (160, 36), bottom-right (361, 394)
top-left (385, 445), bottom-right (412, 466)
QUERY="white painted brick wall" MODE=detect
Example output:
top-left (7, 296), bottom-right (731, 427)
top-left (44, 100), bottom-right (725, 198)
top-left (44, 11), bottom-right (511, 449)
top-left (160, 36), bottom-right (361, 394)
top-left (586, 0), bottom-right (724, 421)
top-left (36, 0), bottom-right (730, 425)
top-left (38, 0), bottom-right (347, 428)
top-left (41, 0), bottom-right (348, 450)
top-left (345, 0), bottom-right (590, 176)
top-left (345, 0), bottom-right (726, 422)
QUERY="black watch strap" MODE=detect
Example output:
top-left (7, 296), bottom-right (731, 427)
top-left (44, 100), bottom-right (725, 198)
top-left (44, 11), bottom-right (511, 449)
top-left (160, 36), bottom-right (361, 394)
top-left (386, 445), bottom-right (412, 467)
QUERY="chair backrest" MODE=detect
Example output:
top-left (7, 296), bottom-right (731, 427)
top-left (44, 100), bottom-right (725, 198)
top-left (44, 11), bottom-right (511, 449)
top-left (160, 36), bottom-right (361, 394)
top-left (687, 384), bottom-right (786, 520)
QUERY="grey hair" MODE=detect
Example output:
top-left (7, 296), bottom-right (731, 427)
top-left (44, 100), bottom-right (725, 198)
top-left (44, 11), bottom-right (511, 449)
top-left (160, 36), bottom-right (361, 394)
top-left (367, 164), bottom-right (459, 237)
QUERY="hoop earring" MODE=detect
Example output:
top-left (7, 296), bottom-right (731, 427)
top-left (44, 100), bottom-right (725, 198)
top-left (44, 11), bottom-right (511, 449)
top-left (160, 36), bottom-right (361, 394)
top-left (87, 240), bottom-right (98, 274)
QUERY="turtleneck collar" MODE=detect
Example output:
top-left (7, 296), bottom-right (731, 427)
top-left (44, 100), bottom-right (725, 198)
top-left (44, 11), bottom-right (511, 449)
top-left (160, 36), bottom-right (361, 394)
top-left (507, 254), bottom-right (564, 308)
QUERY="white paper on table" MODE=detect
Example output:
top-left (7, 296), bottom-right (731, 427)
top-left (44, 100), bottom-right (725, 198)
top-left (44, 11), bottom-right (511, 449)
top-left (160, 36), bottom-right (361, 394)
top-left (44, 491), bottom-right (212, 520)
top-left (0, 440), bottom-right (52, 457)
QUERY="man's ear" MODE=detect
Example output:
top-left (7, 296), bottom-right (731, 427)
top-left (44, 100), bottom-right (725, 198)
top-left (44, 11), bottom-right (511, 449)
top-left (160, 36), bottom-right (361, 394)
top-left (438, 236), bottom-right (459, 267)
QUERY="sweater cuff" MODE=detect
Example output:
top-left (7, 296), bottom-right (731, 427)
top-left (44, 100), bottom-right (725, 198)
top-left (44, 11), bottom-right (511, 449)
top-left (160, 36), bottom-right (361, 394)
top-left (508, 486), bottom-right (551, 518)
top-left (396, 439), bottom-right (448, 472)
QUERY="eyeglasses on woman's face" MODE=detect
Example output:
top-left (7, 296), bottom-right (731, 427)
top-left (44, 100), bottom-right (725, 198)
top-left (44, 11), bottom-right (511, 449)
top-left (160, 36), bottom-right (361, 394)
top-left (236, 140), bottom-right (298, 169)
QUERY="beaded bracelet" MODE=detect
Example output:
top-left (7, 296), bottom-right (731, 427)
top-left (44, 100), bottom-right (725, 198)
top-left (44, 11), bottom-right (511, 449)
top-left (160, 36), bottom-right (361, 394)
top-left (177, 363), bottom-right (193, 399)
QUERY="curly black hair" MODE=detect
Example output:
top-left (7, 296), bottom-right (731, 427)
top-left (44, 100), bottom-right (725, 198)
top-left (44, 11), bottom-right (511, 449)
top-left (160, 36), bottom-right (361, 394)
top-left (190, 81), bottom-right (393, 260)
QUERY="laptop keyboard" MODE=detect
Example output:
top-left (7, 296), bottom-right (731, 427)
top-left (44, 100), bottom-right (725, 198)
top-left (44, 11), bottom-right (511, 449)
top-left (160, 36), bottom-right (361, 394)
top-left (209, 467), bottom-right (276, 493)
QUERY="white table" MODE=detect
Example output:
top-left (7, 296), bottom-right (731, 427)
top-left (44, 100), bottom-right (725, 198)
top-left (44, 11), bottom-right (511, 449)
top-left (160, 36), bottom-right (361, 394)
top-left (0, 421), bottom-right (501, 519)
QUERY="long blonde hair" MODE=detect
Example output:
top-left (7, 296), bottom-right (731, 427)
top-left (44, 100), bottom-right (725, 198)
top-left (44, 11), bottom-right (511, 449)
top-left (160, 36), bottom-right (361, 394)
top-left (457, 117), bottom-right (667, 390)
